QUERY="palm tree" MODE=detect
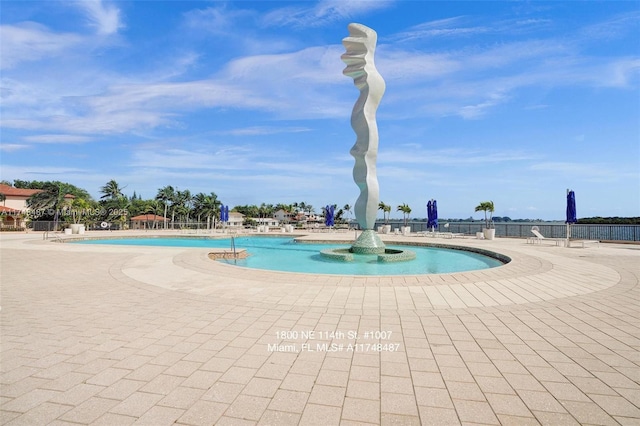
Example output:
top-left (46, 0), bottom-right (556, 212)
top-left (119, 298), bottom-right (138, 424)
top-left (100, 180), bottom-right (125, 200)
top-left (155, 185), bottom-right (174, 229)
top-left (378, 201), bottom-right (391, 224)
top-left (258, 203), bottom-right (275, 226)
top-left (205, 193), bottom-right (222, 229)
top-left (343, 204), bottom-right (352, 226)
top-left (305, 204), bottom-right (314, 216)
top-left (151, 200), bottom-right (163, 229)
top-left (169, 191), bottom-right (179, 228)
top-left (173, 204), bottom-right (190, 227)
top-left (475, 201), bottom-right (495, 229)
top-left (192, 193), bottom-right (206, 224)
top-left (193, 192), bottom-right (221, 229)
top-left (68, 197), bottom-right (93, 226)
top-left (175, 190), bottom-right (192, 224)
top-left (141, 200), bottom-right (161, 229)
top-left (397, 203), bottom-right (412, 226)
top-left (98, 180), bottom-right (128, 227)
top-left (27, 182), bottom-right (71, 229)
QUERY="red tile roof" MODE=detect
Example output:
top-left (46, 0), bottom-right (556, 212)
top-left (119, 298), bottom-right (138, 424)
top-left (0, 184), bottom-right (41, 197)
top-left (0, 205), bottom-right (23, 214)
top-left (0, 184), bottom-right (75, 199)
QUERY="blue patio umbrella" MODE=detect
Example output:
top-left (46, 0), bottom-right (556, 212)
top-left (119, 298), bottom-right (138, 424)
top-left (220, 205), bottom-right (229, 223)
top-left (427, 199), bottom-right (438, 231)
top-left (566, 191), bottom-right (577, 224)
top-left (325, 205), bottom-right (335, 227)
top-left (432, 200), bottom-right (438, 230)
top-left (566, 190), bottom-right (576, 246)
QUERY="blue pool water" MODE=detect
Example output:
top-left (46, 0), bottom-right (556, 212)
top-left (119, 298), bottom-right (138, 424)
top-left (74, 236), bottom-right (503, 275)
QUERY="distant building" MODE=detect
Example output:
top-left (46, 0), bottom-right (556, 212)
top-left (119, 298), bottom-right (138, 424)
top-left (227, 211), bottom-right (245, 228)
top-left (273, 209), bottom-right (295, 223)
top-left (0, 205), bottom-right (24, 229)
top-left (294, 211), bottom-right (323, 224)
top-left (253, 217), bottom-right (279, 226)
top-left (130, 214), bottom-right (170, 230)
top-left (0, 184), bottom-right (74, 229)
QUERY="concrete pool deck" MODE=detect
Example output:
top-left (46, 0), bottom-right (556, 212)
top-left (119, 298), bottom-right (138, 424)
top-left (1, 230), bottom-right (639, 425)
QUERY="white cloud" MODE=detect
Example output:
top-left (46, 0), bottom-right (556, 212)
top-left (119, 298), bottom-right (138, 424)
top-left (380, 147), bottom-right (537, 166)
top-left (579, 10), bottom-right (640, 42)
top-left (1, 30), bottom-right (633, 136)
top-left (22, 134), bottom-right (93, 144)
top-left (0, 144), bottom-right (29, 152)
top-left (375, 33), bottom-right (639, 119)
top-left (129, 146), bottom-right (349, 178)
top-left (1, 43), bottom-right (351, 135)
top-left (377, 51), bottom-right (461, 81)
top-left (262, 0), bottom-right (394, 28)
top-left (529, 162), bottom-right (634, 182)
top-left (130, 147), bottom-right (262, 171)
top-left (74, 0), bottom-right (123, 35)
top-left (2, 3), bottom-right (637, 155)
top-left (604, 58), bottom-right (640, 88)
top-left (0, 165), bottom-right (91, 179)
top-left (458, 92), bottom-right (509, 119)
top-left (222, 126), bottom-right (311, 136)
top-left (390, 16), bottom-right (491, 42)
top-left (0, 23), bottom-right (83, 69)
top-left (389, 15), bottom-right (556, 44)
top-left (183, 5), bottom-right (255, 35)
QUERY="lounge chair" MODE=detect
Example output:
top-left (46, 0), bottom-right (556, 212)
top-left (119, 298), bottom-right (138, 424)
top-left (528, 228), bottom-right (564, 246)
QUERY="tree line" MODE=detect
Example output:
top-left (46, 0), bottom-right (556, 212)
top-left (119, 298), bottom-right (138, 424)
top-left (0, 180), bottom-right (355, 228)
top-left (9, 180), bottom-right (633, 227)
top-left (577, 217), bottom-right (640, 225)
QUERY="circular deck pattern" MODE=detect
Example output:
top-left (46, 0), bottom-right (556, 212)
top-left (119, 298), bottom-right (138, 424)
top-left (2, 230), bottom-right (638, 425)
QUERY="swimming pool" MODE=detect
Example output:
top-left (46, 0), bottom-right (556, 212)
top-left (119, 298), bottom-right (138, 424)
top-left (73, 236), bottom-right (505, 276)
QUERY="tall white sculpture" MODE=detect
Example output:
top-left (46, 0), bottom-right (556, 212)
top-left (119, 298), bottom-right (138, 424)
top-left (320, 23), bottom-right (415, 262)
top-left (342, 23), bottom-right (386, 253)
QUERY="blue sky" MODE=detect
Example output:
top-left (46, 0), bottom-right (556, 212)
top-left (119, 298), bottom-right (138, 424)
top-left (1, 1), bottom-right (638, 220)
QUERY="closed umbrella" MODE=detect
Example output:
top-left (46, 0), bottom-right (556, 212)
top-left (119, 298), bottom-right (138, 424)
top-left (427, 199), bottom-right (438, 232)
top-left (325, 205), bottom-right (335, 227)
top-left (566, 190), bottom-right (577, 247)
top-left (432, 200), bottom-right (438, 231)
top-left (220, 205), bottom-right (229, 229)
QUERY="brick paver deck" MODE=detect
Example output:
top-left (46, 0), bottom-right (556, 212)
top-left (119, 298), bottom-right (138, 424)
top-left (1, 231), bottom-right (639, 425)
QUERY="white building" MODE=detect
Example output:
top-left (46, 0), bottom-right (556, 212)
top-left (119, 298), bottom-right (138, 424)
top-left (273, 209), bottom-right (295, 223)
top-left (227, 211), bottom-right (245, 228)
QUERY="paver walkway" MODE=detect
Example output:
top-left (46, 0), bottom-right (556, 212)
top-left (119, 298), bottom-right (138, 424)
top-left (1, 231), bottom-right (639, 425)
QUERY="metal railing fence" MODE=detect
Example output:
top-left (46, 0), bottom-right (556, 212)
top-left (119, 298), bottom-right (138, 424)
top-left (373, 221), bottom-right (639, 242)
top-left (23, 220), bottom-right (640, 242)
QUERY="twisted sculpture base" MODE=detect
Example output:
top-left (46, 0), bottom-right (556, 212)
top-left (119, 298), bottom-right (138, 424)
top-left (319, 230), bottom-right (416, 263)
top-left (351, 229), bottom-right (386, 254)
